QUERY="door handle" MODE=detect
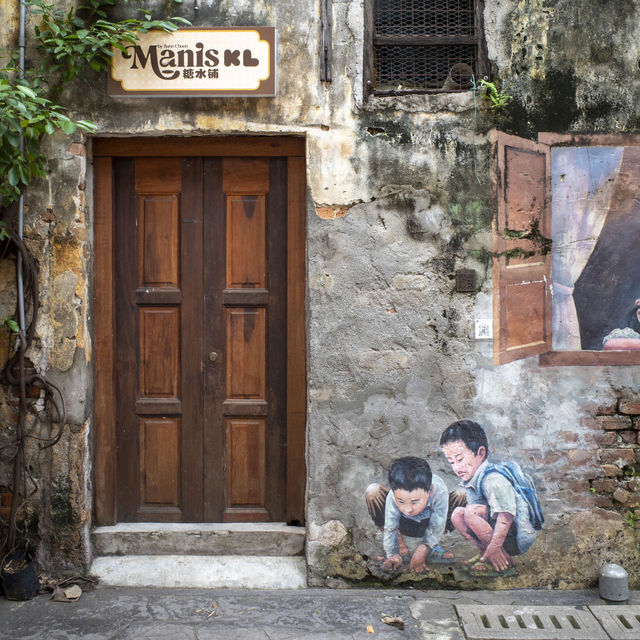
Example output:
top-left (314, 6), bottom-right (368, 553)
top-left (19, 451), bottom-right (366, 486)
top-left (208, 351), bottom-right (220, 362)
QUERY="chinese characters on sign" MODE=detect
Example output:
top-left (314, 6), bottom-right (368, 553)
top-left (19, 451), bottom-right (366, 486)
top-left (108, 28), bottom-right (277, 97)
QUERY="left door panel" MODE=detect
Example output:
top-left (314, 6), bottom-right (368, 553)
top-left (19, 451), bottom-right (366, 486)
top-left (114, 158), bottom-right (204, 522)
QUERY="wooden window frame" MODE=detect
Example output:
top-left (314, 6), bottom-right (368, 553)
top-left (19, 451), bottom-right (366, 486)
top-left (363, 0), bottom-right (489, 97)
top-left (493, 131), bottom-right (640, 367)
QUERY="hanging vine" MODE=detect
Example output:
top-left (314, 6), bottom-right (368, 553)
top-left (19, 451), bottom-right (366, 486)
top-left (0, 0), bottom-right (189, 559)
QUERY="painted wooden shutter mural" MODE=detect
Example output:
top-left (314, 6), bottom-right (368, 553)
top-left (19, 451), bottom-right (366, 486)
top-left (492, 131), bottom-right (551, 365)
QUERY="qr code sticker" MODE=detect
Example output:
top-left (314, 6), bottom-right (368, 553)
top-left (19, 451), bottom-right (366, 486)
top-left (475, 320), bottom-right (493, 339)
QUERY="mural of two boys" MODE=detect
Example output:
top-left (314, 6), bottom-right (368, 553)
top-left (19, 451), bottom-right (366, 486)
top-left (366, 420), bottom-right (544, 577)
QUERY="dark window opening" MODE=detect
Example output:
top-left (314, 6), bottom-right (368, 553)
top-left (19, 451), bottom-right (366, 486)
top-left (366, 0), bottom-right (489, 95)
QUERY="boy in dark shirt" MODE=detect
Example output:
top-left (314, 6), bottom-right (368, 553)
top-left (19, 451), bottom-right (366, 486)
top-left (366, 456), bottom-right (453, 571)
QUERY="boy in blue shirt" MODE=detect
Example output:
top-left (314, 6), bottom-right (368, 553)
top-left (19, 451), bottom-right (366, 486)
top-left (366, 456), bottom-right (453, 571)
top-left (439, 420), bottom-right (543, 575)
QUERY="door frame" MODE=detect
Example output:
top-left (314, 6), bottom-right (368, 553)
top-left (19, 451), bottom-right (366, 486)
top-left (92, 136), bottom-right (307, 526)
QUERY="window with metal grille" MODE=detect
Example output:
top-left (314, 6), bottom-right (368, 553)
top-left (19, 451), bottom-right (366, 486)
top-left (364, 0), bottom-right (489, 95)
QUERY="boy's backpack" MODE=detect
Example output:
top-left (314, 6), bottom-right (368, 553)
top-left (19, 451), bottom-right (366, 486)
top-left (477, 460), bottom-right (544, 530)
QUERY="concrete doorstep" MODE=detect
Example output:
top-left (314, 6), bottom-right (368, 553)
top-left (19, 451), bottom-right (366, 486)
top-left (89, 523), bottom-right (307, 589)
top-left (90, 555), bottom-right (307, 589)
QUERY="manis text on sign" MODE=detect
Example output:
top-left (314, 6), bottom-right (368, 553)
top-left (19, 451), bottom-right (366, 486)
top-left (108, 27), bottom-right (277, 97)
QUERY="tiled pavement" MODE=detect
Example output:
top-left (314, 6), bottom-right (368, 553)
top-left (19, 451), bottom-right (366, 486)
top-left (1, 586), bottom-right (639, 639)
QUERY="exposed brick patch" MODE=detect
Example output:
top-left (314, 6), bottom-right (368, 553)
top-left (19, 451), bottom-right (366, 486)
top-left (67, 142), bottom-right (86, 157)
top-left (619, 400), bottom-right (640, 415)
top-left (620, 430), bottom-right (637, 444)
top-left (600, 464), bottom-right (623, 477)
top-left (41, 208), bottom-right (56, 223)
top-left (567, 449), bottom-right (593, 466)
top-left (592, 478), bottom-right (617, 493)
top-left (613, 487), bottom-right (631, 504)
top-left (596, 402), bottom-right (618, 415)
top-left (316, 205), bottom-right (350, 219)
top-left (599, 448), bottom-right (635, 465)
top-left (568, 479), bottom-right (590, 492)
top-left (596, 415), bottom-right (633, 430)
top-left (589, 396), bottom-right (640, 516)
top-left (595, 431), bottom-right (618, 446)
top-left (557, 430), bottom-right (580, 444)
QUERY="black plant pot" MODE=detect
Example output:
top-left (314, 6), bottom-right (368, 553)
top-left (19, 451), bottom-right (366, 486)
top-left (1, 552), bottom-right (40, 600)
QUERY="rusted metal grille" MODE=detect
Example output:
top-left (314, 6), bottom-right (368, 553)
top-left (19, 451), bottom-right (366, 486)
top-left (374, 0), bottom-right (475, 37)
top-left (372, 0), bottom-right (481, 92)
top-left (374, 44), bottom-right (475, 90)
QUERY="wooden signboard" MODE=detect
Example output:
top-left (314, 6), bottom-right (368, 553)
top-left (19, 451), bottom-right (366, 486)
top-left (108, 27), bottom-right (277, 97)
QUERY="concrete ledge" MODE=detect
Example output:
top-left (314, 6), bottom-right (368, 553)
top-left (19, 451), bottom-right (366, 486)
top-left (92, 522), bottom-right (305, 556)
top-left (90, 554), bottom-right (308, 589)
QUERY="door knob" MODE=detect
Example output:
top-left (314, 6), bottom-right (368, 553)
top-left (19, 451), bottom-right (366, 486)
top-left (208, 351), bottom-right (220, 362)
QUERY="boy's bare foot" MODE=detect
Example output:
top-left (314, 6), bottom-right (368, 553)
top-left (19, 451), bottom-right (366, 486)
top-left (427, 545), bottom-right (455, 562)
top-left (381, 554), bottom-right (403, 570)
top-left (409, 544), bottom-right (429, 572)
top-left (469, 560), bottom-right (491, 573)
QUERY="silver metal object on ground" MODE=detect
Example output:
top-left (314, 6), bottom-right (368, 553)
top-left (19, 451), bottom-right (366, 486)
top-left (599, 563), bottom-right (629, 602)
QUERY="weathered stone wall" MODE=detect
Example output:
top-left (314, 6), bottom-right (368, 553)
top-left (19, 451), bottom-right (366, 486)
top-left (0, 0), bottom-right (639, 585)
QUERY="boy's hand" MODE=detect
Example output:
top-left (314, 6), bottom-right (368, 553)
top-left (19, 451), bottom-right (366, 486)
top-left (481, 512), bottom-right (514, 571)
top-left (481, 543), bottom-right (511, 571)
top-left (409, 544), bottom-right (429, 573)
top-left (381, 554), bottom-right (403, 570)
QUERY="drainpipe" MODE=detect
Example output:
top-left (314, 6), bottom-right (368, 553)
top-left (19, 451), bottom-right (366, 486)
top-left (17, 0), bottom-right (26, 333)
top-left (8, 0), bottom-right (28, 554)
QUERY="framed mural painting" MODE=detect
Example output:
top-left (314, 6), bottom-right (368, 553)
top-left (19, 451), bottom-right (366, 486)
top-left (492, 132), bottom-right (640, 366)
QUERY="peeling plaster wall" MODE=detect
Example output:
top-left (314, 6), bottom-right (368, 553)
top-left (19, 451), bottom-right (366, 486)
top-left (1, 0), bottom-right (640, 584)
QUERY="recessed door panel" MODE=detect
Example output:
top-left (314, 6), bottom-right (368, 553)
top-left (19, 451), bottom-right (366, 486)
top-left (226, 195), bottom-right (266, 288)
top-left (139, 196), bottom-right (180, 286)
top-left (140, 418), bottom-right (181, 507)
top-left (226, 308), bottom-right (266, 399)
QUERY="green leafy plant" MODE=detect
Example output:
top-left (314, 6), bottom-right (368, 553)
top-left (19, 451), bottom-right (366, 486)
top-left (478, 78), bottom-right (512, 110)
top-left (625, 510), bottom-right (638, 528)
top-left (0, 0), bottom-right (189, 208)
top-left (30, 0), bottom-right (189, 90)
top-left (0, 71), bottom-right (96, 207)
top-left (3, 317), bottom-right (19, 334)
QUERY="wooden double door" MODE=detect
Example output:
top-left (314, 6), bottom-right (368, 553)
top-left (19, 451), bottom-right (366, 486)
top-left (93, 138), bottom-right (306, 525)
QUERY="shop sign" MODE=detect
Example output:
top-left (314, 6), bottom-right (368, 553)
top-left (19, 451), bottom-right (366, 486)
top-left (108, 27), bottom-right (277, 97)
